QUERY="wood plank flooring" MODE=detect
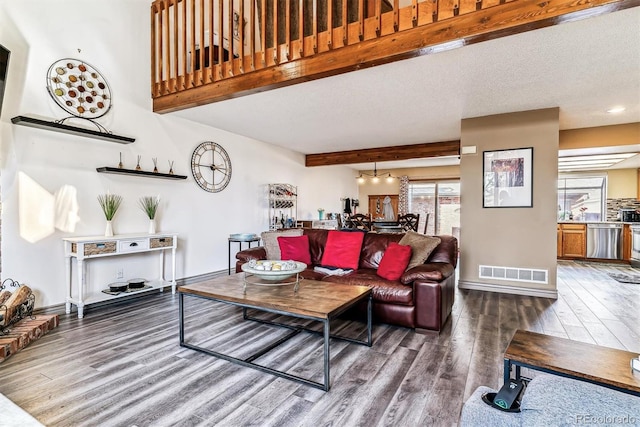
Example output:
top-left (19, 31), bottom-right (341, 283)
top-left (1, 260), bottom-right (639, 426)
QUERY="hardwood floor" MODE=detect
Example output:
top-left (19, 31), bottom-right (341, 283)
top-left (1, 261), bottom-right (639, 426)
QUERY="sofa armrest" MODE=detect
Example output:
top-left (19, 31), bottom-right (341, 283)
top-left (400, 262), bottom-right (454, 285)
top-left (413, 273), bottom-right (455, 331)
top-left (235, 247), bottom-right (267, 273)
top-left (236, 246), bottom-right (267, 262)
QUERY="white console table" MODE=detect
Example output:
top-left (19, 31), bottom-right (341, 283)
top-left (63, 233), bottom-right (177, 318)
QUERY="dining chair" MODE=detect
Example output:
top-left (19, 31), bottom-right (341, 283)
top-left (347, 213), bottom-right (372, 231)
top-left (397, 213), bottom-right (420, 232)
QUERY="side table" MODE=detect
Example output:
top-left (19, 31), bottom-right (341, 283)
top-left (228, 234), bottom-right (261, 274)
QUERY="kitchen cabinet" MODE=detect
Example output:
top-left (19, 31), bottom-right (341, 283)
top-left (558, 223), bottom-right (586, 259)
top-left (623, 224), bottom-right (632, 261)
top-left (557, 225), bottom-right (562, 257)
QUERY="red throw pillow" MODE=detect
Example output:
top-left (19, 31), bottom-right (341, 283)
top-left (377, 242), bottom-right (412, 281)
top-left (320, 230), bottom-right (365, 270)
top-left (277, 235), bottom-right (311, 264)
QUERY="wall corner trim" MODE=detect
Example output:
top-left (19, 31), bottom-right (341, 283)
top-left (458, 280), bottom-right (558, 299)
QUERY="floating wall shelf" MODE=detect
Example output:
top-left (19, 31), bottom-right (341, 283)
top-left (97, 167), bottom-right (187, 180)
top-left (11, 115), bottom-right (135, 144)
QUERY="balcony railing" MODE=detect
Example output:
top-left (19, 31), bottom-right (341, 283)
top-left (151, 0), bottom-right (633, 112)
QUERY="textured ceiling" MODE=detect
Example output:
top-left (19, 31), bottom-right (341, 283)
top-left (170, 7), bottom-right (640, 168)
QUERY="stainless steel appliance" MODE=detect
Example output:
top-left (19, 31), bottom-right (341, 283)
top-left (619, 208), bottom-right (640, 222)
top-left (586, 223), bottom-right (622, 260)
top-left (631, 225), bottom-right (640, 267)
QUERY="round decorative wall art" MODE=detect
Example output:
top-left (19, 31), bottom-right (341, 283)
top-left (46, 58), bottom-right (112, 119)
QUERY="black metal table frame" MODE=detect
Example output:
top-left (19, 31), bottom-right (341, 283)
top-left (504, 358), bottom-right (640, 397)
top-left (228, 237), bottom-right (261, 275)
top-left (179, 291), bottom-right (372, 391)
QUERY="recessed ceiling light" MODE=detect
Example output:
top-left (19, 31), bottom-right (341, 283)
top-left (606, 106), bottom-right (626, 114)
top-left (557, 152), bottom-right (637, 170)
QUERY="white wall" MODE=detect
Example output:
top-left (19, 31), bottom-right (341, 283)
top-left (0, 0), bottom-right (357, 308)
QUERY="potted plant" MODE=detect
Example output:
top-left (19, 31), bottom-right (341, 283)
top-left (97, 193), bottom-right (123, 236)
top-left (138, 196), bottom-right (160, 234)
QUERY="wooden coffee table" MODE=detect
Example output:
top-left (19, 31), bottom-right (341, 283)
top-left (504, 329), bottom-right (640, 396)
top-left (178, 275), bottom-right (372, 391)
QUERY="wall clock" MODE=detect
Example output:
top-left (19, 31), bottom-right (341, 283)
top-left (190, 141), bottom-right (232, 192)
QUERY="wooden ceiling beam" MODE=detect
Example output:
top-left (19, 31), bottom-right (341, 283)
top-left (305, 140), bottom-right (460, 167)
top-left (152, 0), bottom-right (637, 113)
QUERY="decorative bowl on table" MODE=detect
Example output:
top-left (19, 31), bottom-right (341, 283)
top-left (241, 260), bottom-right (306, 282)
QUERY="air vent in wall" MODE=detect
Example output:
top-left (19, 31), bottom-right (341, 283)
top-left (479, 265), bottom-right (548, 284)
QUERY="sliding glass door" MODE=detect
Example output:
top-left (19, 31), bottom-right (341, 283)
top-left (407, 181), bottom-right (460, 241)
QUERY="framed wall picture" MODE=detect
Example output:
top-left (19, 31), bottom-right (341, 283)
top-left (483, 147), bottom-right (533, 208)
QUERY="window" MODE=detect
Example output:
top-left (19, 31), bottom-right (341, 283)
top-left (557, 174), bottom-right (606, 221)
top-left (408, 181), bottom-right (460, 240)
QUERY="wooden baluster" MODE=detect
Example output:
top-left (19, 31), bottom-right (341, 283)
top-left (285, 0), bottom-right (291, 60)
top-left (228, 0), bottom-right (234, 75)
top-left (393, 0), bottom-right (399, 31)
top-left (343, 0), bottom-right (348, 44)
top-left (312, 0), bottom-right (318, 52)
top-left (163, 0), bottom-right (171, 93)
top-left (150, 3), bottom-right (157, 97)
top-left (250, 0), bottom-right (256, 69)
top-left (173, 1), bottom-right (179, 90)
top-left (358, 0), bottom-right (363, 40)
top-left (260, 0), bottom-right (266, 65)
top-left (327, 0), bottom-right (333, 48)
top-left (438, 0), bottom-right (456, 20)
top-left (375, 0), bottom-right (381, 36)
top-left (218, 0), bottom-right (224, 77)
top-left (299, 0), bottom-right (305, 56)
top-left (181, 0), bottom-right (187, 85)
top-left (199, 0), bottom-right (204, 84)
top-left (239, 0), bottom-right (245, 72)
top-left (189, 0), bottom-right (195, 86)
top-left (208, 0), bottom-right (214, 81)
top-left (413, 0), bottom-right (418, 26)
top-left (273, 0), bottom-right (279, 64)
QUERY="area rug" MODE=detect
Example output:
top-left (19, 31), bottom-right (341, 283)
top-left (608, 273), bottom-right (640, 284)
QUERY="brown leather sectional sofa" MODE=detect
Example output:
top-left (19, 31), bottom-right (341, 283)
top-left (235, 228), bottom-right (458, 332)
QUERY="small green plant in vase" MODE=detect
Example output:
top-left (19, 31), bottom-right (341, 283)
top-left (97, 193), bottom-right (123, 237)
top-left (139, 196), bottom-right (160, 234)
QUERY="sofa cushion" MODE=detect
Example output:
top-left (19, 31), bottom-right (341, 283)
top-left (277, 235), bottom-right (311, 264)
top-left (261, 229), bottom-right (303, 259)
top-left (323, 269), bottom-right (413, 305)
top-left (399, 231), bottom-right (442, 270)
top-left (377, 242), bottom-right (412, 281)
top-left (320, 230), bottom-right (365, 270)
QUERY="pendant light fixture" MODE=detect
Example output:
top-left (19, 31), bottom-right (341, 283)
top-left (356, 163), bottom-right (397, 184)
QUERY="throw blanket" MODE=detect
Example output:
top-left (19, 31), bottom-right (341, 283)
top-left (314, 266), bottom-right (354, 276)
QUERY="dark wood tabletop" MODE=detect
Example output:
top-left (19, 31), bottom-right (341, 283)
top-left (505, 329), bottom-right (640, 394)
top-left (179, 275), bottom-right (371, 320)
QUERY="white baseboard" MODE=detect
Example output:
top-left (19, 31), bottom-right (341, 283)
top-left (458, 280), bottom-right (558, 299)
